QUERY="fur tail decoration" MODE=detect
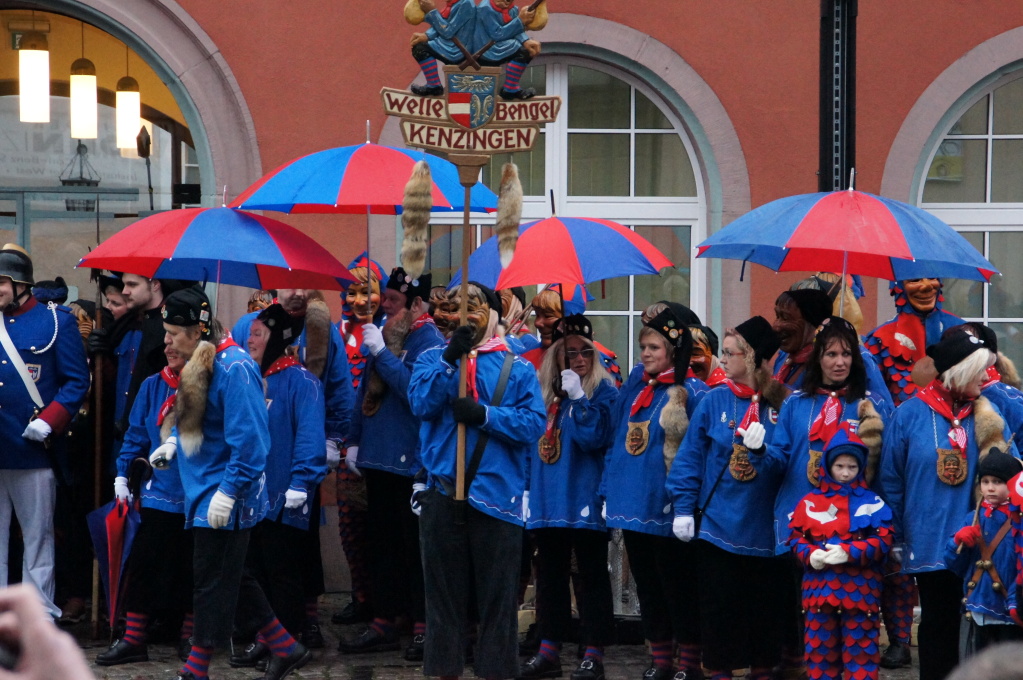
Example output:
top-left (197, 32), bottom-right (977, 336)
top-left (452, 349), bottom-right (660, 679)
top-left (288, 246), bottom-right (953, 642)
top-left (974, 395), bottom-right (1008, 459)
top-left (177, 340), bottom-right (215, 456)
top-left (304, 300), bottom-right (331, 380)
top-left (660, 385), bottom-right (690, 473)
top-left (496, 163), bottom-right (522, 268)
top-left (997, 352), bottom-right (1021, 390)
top-left (401, 161), bottom-right (433, 280)
top-left (857, 399), bottom-right (884, 485)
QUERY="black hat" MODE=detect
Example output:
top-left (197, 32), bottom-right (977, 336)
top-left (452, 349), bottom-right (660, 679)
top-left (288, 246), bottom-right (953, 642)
top-left (386, 266), bottom-right (432, 309)
top-left (159, 278), bottom-right (200, 297)
top-left (510, 286), bottom-right (526, 308)
top-left (966, 322), bottom-right (998, 354)
top-left (645, 307), bottom-right (694, 384)
top-left (976, 449), bottom-right (1022, 484)
top-left (690, 324), bottom-right (719, 357)
top-left (255, 303), bottom-right (302, 373)
top-left (734, 315), bottom-right (781, 367)
top-left (552, 313), bottom-right (593, 343)
top-left (33, 277), bottom-right (68, 305)
top-left (161, 285), bottom-right (212, 339)
top-left (658, 300), bottom-right (702, 326)
top-left (98, 272), bottom-right (124, 293)
top-left (469, 281), bottom-right (501, 319)
top-left (926, 326), bottom-right (988, 375)
top-left (782, 289), bottom-right (832, 327)
top-left (0, 243), bottom-right (33, 286)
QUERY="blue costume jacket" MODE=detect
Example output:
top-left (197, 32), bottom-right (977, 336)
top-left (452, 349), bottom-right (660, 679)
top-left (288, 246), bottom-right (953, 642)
top-left (116, 372), bottom-right (185, 513)
top-left (409, 344), bottom-right (545, 525)
top-left (0, 298), bottom-right (90, 469)
top-left (423, 1), bottom-right (478, 64)
top-left (667, 385), bottom-right (783, 556)
top-left (350, 319), bottom-right (446, 477)
top-left (982, 380), bottom-right (1023, 446)
top-left (174, 343), bottom-right (270, 530)
top-left (474, 0), bottom-right (530, 63)
top-left (603, 364), bottom-right (708, 538)
top-left (113, 328), bottom-right (142, 425)
top-left (264, 362), bottom-right (327, 530)
top-left (768, 389), bottom-right (894, 554)
top-left (526, 379), bottom-right (618, 531)
top-left (944, 504), bottom-right (1019, 624)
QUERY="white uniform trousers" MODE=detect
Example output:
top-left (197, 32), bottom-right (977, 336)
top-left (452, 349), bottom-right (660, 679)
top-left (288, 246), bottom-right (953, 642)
top-left (0, 468), bottom-right (58, 617)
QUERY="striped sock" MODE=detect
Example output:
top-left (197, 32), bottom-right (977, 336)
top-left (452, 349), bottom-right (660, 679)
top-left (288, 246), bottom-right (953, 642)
top-left (414, 621), bottom-right (426, 636)
top-left (122, 612), bottom-right (148, 646)
top-left (305, 598), bottom-right (320, 625)
top-left (183, 644), bottom-right (214, 679)
top-left (675, 643), bottom-right (700, 672)
top-left (259, 617), bottom-right (298, 658)
top-left (369, 617), bottom-right (394, 637)
top-left (650, 640), bottom-right (673, 669)
top-left (749, 668), bottom-right (773, 680)
top-left (419, 58), bottom-right (442, 88)
top-left (538, 640), bottom-right (560, 662)
top-left (708, 672), bottom-right (731, 680)
top-left (179, 613), bottom-right (194, 643)
top-left (504, 61), bottom-right (527, 91)
top-left (583, 646), bottom-right (604, 661)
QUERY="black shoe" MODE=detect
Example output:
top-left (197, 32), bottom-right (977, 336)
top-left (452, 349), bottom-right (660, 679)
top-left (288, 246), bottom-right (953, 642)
top-left (411, 84), bottom-right (445, 97)
top-left (879, 639), bottom-right (911, 669)
top-left (230, 640), bottom-right (269, 668)
top-left (519, 623), bottom-right (540, 656)
top-left (500, 87), bottom-right (536, 100)
top-left (175, 673), bottom-right (198, 680)
top-left (642, 665), bottom-right (673, 680)
top-left (332, 599), bottom-right (372, 625)
top-left (518, 654), bottom-right (563, 679)
top-left (259, 643), bottom-right (312, 680)
top-left (257, 655), bottom-right (269, 672)
top-left (404, 633), bottom-right (425, 661)
top-left (672, 670), bottom-right (703, 680)
top-left (301, 623), bottom-right (324, 649)
top-left (571, 657), bottom-right (605, 680)
top-left (338, 627), bottom-right (400, 653)
top-left (96, 638), bottom-right (149, 666)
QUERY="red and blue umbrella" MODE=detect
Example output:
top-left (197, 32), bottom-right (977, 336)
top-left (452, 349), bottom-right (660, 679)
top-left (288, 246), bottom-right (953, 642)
top-left (695, 189), bottom-right (997, 282)
top-left (230, 142), bottom-right (497, 215)
top-left (78, 207), bottom-right (356, 290)
top-left (450, 216), bottom-right (674, 293)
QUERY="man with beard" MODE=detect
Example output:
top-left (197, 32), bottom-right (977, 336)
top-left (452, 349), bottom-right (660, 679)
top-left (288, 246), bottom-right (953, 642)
top-left (339, 267), bottom-right (445, 660)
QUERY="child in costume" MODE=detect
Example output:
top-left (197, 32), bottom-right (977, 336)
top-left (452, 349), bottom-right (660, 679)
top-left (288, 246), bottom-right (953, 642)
top-left (944, 449), bottom-right (1023, 653)
top-left (789, 424), bottom-right (893, 680)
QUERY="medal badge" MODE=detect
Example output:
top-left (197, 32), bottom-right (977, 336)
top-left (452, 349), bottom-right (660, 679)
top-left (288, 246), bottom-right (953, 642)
top-left (729, 443), bottom-right (757, 482)
top-left (806, 447), bottom-right (824, 487)
top-left (625, 420), bottom-right (650, 456)
top-left (539, 430), bottom-right (561, 464)
top-left (936, 447), bottom-right (967, 485)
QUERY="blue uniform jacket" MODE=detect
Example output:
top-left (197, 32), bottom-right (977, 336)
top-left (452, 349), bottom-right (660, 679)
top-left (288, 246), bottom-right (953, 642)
top-left (775, 346), bottom-right (894, 413)
top-left (175, 344), bottom-right (270, 530)
top-left (602, 364), bottom-right (708, 537)
top-left (944, 506), bottom-right (1018, 623)
top-left (350, 321), bottom-right (446, 477)
top-left (0, 298), bottom-right (90, 469)
top-left (116, 372), bottom-right (185, 514)
top-left (526, 379), bottom-right (618, 531)
top-left (409, 345), bottom-right (545, 525)
top-left (474, 0), bottom-right (530, 62)
top-left (982, 381), bottom-right (1023, 446)
top-left (879, 396), bottom-right (1018, 573)
top-left (113, 328), bottom-right (142, 424)
top-left (423, 1), bottom-right (478, 64)
top-left (264, 363), bottom-right (327, 530)
top-left (768, 389), bottom-right (894, 554)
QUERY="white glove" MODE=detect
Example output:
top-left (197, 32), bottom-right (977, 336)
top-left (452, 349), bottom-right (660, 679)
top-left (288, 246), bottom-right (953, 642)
top-left (823, 544), bottom-right (850, 565)
top-left (890, 545), bottom-right (904, 564)
top-left (736, 422), bottom-right (766, 450)
top-left (361, 323), bottom-right (385, 356)
top-left (22, 419), bottom-right (52, 442)
top-left (560, 369), bottom-right (585, 401)
top-left (410, 482), bottom-right (427, 516)
top-left (326, 440), bottom-right (341, 470)
top-left (207, 490), bottom-right (235, 529)
top-left (150, 436), bottom-right (178, 469)
top-left (284, 488), bottom-right (307, 509)
top-left (673, 515), bottom-right (695, 542)
top-left (345, 446), bottom-right (361, 477)
top-left (113, 476), bottom-right (131, 503)
top-left (522, 490), bottom-right (530, 521)
top-left (809, 548), bottom-right (829, 570)
top-left (601, 502), bottom-right (607, 521)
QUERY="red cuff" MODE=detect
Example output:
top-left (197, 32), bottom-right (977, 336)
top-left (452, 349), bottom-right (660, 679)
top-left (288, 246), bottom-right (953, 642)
top-left (38, 402), bottom-right (72, 435)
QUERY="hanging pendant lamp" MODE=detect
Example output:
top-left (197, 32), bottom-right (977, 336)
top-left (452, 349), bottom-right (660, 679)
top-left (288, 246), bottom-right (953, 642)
top-left (70, 22), bottom-right (97, 139)
top-left (116, 46), bottom-right (140, 149)
top-left (19, 29), bottom-right (50, 123)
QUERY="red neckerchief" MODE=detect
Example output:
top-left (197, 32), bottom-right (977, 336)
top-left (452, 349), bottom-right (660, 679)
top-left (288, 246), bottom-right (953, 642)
top-left (809, 387), bottom-right (847, 444)
top-left (410, 312), bottom-right (434, 332)
top-left (439, 0), bottom-right (459, 18)
top-left (542, 400), bottom-right (560, 449)
top-left (982, 499), bottom-right (1011, 519)
top-left (466, 336), bottom-right (507, 402)
top-left (982, 365), bottom-right (1001, 389)
top-left (916, 380), bottom-right (975, 451)
top-left (217, 337), bottom-right (238, 352)
top-left (775, 343), bottom-right (813, 385)
top-left (725, 379), bottom-right (761, 434)
top-left (263, 355), bottom-right (301, 378)
top-left (156, 367), bottom-right (180, 426)
top-left (630, 368), bottom-right (675, 416)
top-left (706, 365), bottom-right (728, 387)
top-left (494, 2), bottom-right (513, 23)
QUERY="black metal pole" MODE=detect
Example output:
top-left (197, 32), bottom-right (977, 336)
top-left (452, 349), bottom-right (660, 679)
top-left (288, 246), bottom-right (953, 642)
top-left (145, 157), bottom-right (154, 211)
top-left (819, 0), bottom-right (857, 192)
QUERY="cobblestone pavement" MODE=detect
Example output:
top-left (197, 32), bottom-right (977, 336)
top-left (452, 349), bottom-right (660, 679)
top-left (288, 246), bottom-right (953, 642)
top-left (73, 594), bottom-right (918, 680)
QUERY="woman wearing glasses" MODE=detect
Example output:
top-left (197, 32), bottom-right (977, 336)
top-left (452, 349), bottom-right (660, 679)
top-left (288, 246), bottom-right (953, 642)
top-left (519, 314), bottom-right (619, 680)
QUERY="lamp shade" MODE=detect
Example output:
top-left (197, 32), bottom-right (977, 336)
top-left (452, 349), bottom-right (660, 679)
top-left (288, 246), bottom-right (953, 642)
top-left (115, 76), bottom-right (140, 149)
top-left (18, 31), bottom-right (49, 123)
top-left (70, 57), bottom-right (97, 139)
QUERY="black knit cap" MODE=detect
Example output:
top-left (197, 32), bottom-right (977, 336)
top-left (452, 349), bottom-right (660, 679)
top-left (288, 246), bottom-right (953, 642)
top-left (32, 277), bottom-right (68, 304)
top-left (646, 307), bottom-right (694, 384)
top-left (386, 266), bottom-right (432, 309)
top-left (159, 278), bottom-right (200, 296)
top-left (552, 313), bottom-right (593, 343)
top-left (510, 286), bottom-right (526, 307)
top-left (255, 303), bottom-right (302, 373)
top-left (977, 449), bottom-right (1022, 484)
top-left (161, 285), bottom-right (212, 339)
top-left (965, 322), bottom-right (998, 354)
top-left (469, 281), bottom-right (501, 319)
top-left (781, 288), bottom-right (833, 327)
top-left (98, 272), bottom-right (124, 292)
top-left (926, 326), bottom-right (988, 375)
top-left (690, 324), bottom-right (719, 356)
top-left (734, 315), bottom-right (781, 367)
top-left (658, 300), bottom-right (702, 326)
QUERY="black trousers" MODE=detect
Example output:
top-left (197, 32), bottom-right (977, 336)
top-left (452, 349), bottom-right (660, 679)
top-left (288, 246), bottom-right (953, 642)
top-left (123, 508), bottom-right (193, 617)
top-left (622, 530), bottom-right (700, 646)
top-left (246, 518), bottom-right (307, 638)
top-left (191, 527), bottom-right (275, 649)
top-left (533, 527), bottom-right (614, 646)
top-left (299, 486), bottom-right (325, 601)
top-left (365, 469), bottom-right (425, 622)
top-left (916, 569), bottom-right (964, 680)
top-left (419, 489), bottom-right (521, 679)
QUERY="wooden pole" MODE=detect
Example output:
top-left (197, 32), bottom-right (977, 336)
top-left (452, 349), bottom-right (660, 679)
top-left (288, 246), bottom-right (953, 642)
top-left (91, 199), bottom-right (104, 638)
